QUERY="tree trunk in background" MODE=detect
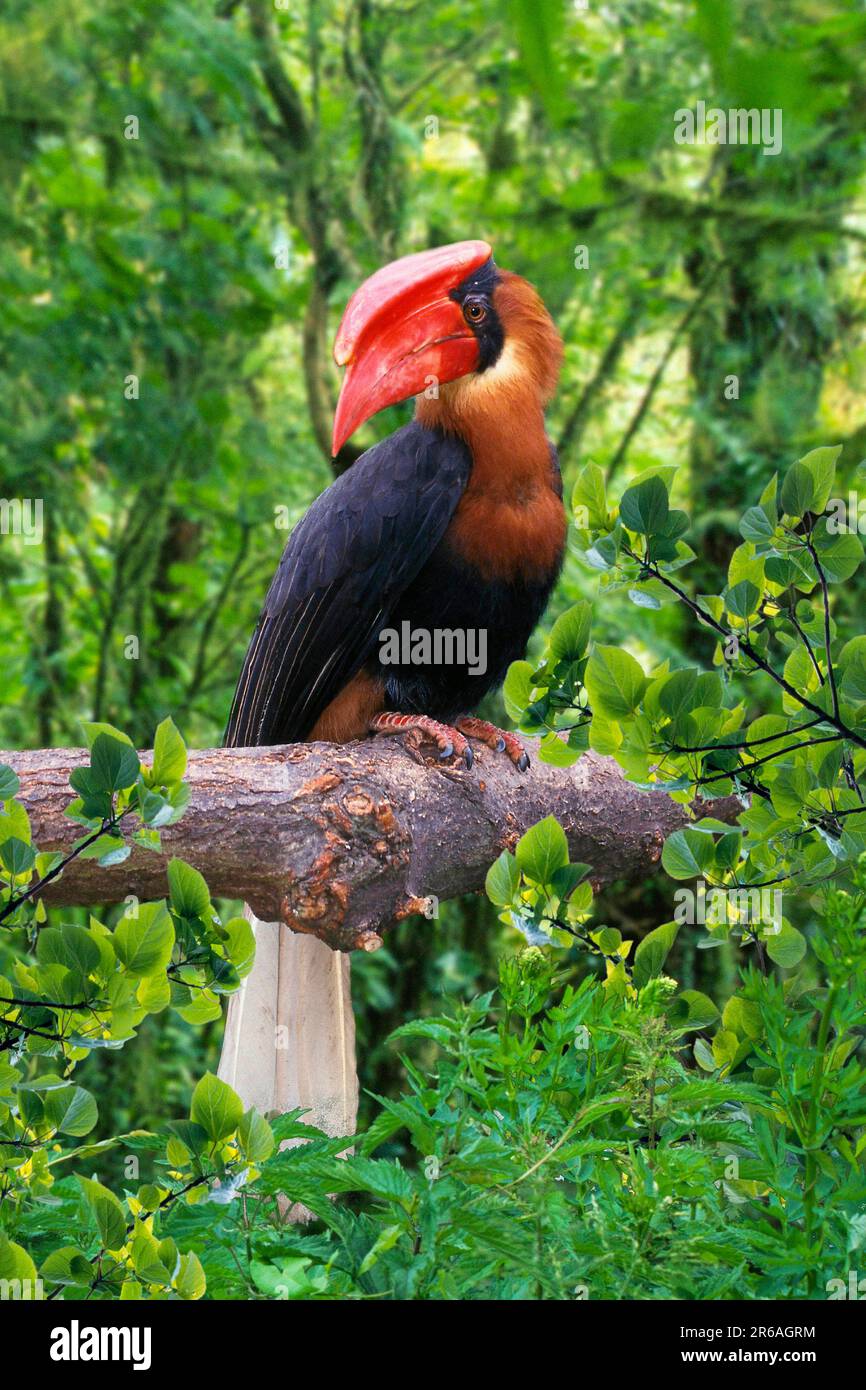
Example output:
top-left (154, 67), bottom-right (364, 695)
top-left (686, 133), bottom-right (859, 547)
top-left (681, 126), bottom-right (863, 660)
top-left (219, 911), bottom-right (357, 1137)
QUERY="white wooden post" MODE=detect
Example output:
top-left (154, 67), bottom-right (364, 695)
top-left (218, 909), bottom-right (358, 1138)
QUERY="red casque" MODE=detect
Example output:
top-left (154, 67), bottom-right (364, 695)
top-left (331, 240), bottom-right (492, 455)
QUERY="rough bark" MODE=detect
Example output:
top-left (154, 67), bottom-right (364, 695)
top-left (3, 739), bottom-right (740, 952)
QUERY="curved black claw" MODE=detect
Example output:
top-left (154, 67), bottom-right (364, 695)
top-left (463, 744), bottom-right (474, 769)
top-left (438, 741), bottom-right (454, 760)
top-left (495, 737), bottom-right (506, 752)
top-left (517, 751), bottom-right (530, 773)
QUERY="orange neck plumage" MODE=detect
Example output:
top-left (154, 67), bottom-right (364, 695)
top-left (415, 270), bottom-right (565, 581)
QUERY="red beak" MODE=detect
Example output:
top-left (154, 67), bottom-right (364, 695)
top-left (331, 240), bottom-right (492, 456)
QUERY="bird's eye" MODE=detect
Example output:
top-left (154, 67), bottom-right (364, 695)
top-left (463, 298), bottom-right (488, 325)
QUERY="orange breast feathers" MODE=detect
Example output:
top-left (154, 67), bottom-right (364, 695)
top-left (416, 270), bottom-right (566, 583)
top-left (447, 483), bottom-right (566, 582)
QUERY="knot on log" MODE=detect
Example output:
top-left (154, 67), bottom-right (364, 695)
top-left (280, 774), bottom-right (411, 950)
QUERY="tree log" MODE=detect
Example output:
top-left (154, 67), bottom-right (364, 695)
top-left (2, 740), bottom-right (740, 952)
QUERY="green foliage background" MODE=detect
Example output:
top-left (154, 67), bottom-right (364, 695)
top-left (2, 0), bottom-right (866, 1299)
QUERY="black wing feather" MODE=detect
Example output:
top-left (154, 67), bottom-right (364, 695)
top-left (225, 421), bottom-right (472, 747)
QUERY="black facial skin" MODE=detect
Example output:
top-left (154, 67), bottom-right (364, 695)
top-left (450, 257), bottom-right (504, 371)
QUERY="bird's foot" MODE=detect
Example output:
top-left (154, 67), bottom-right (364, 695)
top-left (455, 715), bottom-right (530, 772)
top-left (369, 712), bottom-right (473, 768)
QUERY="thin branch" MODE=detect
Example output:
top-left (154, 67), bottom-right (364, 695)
top-left (606, 269), bottom-right (720, 480)
top-left (0, 812), bottom-right (126, 927)
top-left (799, 527), bottom-right (840, 721)
top-left (625, 547), bottom-right (866, 753)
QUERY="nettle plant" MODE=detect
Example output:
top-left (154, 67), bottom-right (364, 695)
top-left (0, 721), bottom-right (267, 1300)
top-left (162, 910), bottom-right (866, 1300)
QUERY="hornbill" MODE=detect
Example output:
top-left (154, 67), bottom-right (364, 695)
top-left (225, 239), bottom-right (565, 770)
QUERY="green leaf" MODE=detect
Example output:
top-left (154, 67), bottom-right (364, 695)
top-left (633, 920), bottom-right (680, 989)
top-left (238, 1107), bottom-right (275, 1163)
top-left (89, 733), bottom-right (141, 794)
top-left (759, 472), bottom-right (779, 524)
top-left (841, 646), bottom-right (866, 702)
top-left (627, 586), bottom-right (662, 610)
top-left (176, 990), bottom-right (222, 1025)
top-left (583, 533), bottom-right (618, 570)
top-left (619, 475), bottom-right (669, 535)
top-left (173, 1249), bottom-right (206, 1300)
top-left (44, 1084), bottom-right (98, 1137)
top-left (113, 902), bottom-right (175, 977)
top-left (0, 1235), bottom-right (38, 1289)
top-left (572, 463), bottom-right (607, 526)
top-left (515, 816), bottom-right (569, 884)
top-left (677, 990), bottom-right (721, 1030)
top-left (780, 459), bottom-right (815, 518)
top-left (538, 729), bottom-right (585, 766)
top-left (797, 445), bottom-right (841, 514)
top-left (0, 836), bottom-right (36, 876)
top-left (36, 924), bottom-right (101, 978)
top-left (131, 1225), bottom-right (170, 1282)
top-left (78, 1176), bottom-right (127, 1251)
top-left (67, 766), bottom-right (113, 821)
top-left (166, 1119), bottom-right (209, 1160)
top-left (593, 926), bottom-right (622, 956)
top-left (329, 1156), bottom-right (414, 1203)
top-left (548, 601), bottom-right (592, 661)
top-left (503, 660), bottom-right (534, 719)
top-left (190, 1072), bottom-right (243, 1143)
top-left (485, 850), bottom-right (520, 906)
top-left (662, 828), bottom-right (716, 879)
top-left (97, 839), bottom-right (131, 868)
top-left (552, 862), bottom-right (591, 900)
top-left (585, 645), bottom-right (647, 720)
top-left (0, 765), bottom-right (20, 801)
top-left (739, 506), bottom-right (775, 542)
top-left (712, 1029), bottom-right (741, 1070)
top-left (224, 916), bottom-right (256, 978)
top-left (813, 528), bottom-right (864, 583)
top-left (167, 858), bottom-right (211, 918)
top-left (722, 995), bottom-right (763, 1041)
top-left (726, 580), bottom-right (761, 619)
top-left (81, 722), bottom-right (134, 750)
top-left (358, 1224), bottom-right (404, 1276)
top-left (715, 831), bottom-right (742, 871)
top-left (136, 1184), bottom-right (163, 1213)
top-left (137, 972), bottom-right (171, 1013)
top-left (657, 668), bottom-right (699, 719)
top-left (151, 718), bottom-right (187, 784)
top-left (40, 1246), bottom-right (93, 1288)
top-left (765, 921), bottom-right (807, 967)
